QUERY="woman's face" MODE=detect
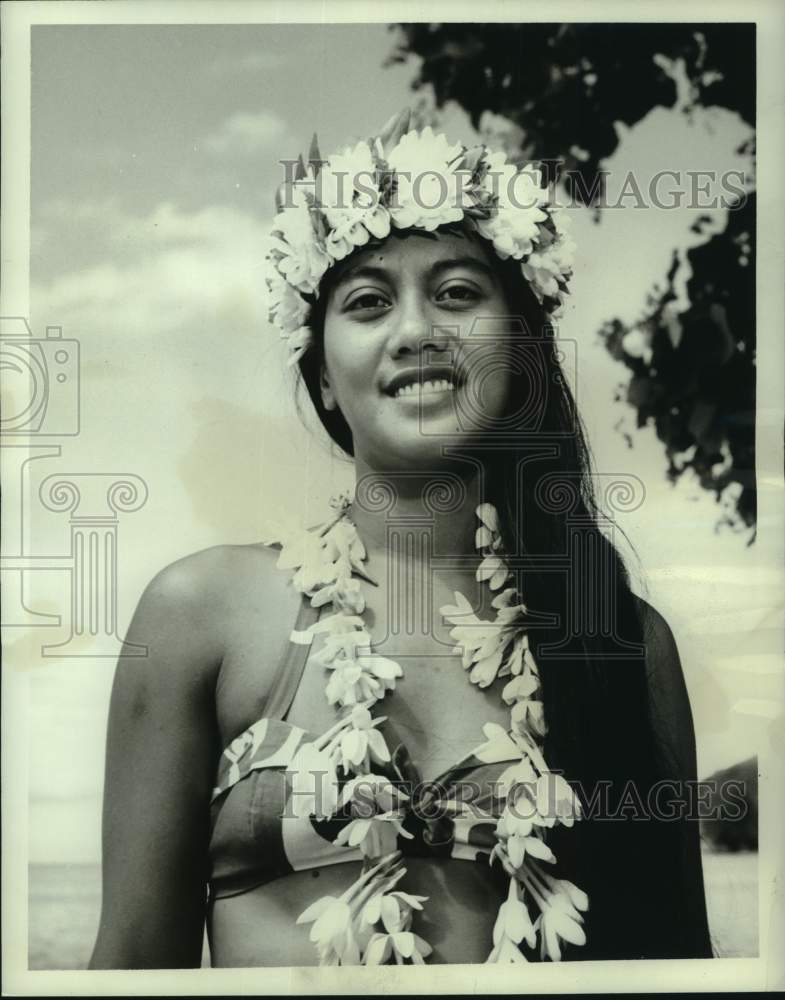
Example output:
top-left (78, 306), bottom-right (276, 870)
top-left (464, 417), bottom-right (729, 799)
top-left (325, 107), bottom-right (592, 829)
top-left (320, 229), bottom-right (519, 470)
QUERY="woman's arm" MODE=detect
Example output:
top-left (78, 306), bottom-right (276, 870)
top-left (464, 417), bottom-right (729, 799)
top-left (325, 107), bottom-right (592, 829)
top-left (638, 597), bottom-right (715, 958)
top-left (89, 550), bottom-right (225, 969)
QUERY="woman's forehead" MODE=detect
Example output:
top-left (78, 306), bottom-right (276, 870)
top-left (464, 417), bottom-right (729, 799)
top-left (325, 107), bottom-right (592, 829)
top-left (330, 228), bottom-right (495, 281)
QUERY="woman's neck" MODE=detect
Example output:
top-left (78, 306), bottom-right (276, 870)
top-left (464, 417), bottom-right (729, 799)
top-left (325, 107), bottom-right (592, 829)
top-left (349, 457), bottom-right (483, 567)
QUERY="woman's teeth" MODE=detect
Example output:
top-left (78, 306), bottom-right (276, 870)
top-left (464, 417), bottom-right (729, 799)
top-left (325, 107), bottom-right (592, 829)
top-left (393, 379), bottom-right (455, 398)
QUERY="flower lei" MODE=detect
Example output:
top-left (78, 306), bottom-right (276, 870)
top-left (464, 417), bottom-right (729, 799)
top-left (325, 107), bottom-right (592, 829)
top-left (263, 108), bottom-right (576, 367)
top-left (261, 497), bottom-right (589, 965)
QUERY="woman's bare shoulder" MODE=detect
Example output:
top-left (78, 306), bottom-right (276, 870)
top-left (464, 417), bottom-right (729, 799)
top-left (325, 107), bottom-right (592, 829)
top-left (147, 541), bottom-right (297, 609)
top-left (124, 542), bottom-right (299, 687)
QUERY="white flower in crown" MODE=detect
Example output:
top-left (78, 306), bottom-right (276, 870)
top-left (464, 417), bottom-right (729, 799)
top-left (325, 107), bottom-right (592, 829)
top-left (385, 126), bottom-right (467, 231)
top-left (476, 152), bottom-right (548, 260)
top-left (521, 207), bottom-right (575, 305)
top-left (267, 186), bottom-right (332, 296)
top-left (319, 140), bottom-right (391, 260)
top-left (266, 270), bottom-right (310, 334)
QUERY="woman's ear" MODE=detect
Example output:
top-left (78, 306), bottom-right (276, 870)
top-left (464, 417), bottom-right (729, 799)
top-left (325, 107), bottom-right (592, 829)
top-left (320, 365), bottom-right (337, 411)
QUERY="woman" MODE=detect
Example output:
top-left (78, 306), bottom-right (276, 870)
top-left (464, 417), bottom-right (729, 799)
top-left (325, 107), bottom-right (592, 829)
top-left (90, 110), bottom-right (712, 968)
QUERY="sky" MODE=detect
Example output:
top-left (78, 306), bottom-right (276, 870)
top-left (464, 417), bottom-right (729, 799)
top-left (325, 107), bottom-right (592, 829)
top-left (11, 23), bottom-right (777, 864)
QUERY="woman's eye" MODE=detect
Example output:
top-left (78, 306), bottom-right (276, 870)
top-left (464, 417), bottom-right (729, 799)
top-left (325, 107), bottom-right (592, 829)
top-left (346, 291), bottom-right (390, 311)
top-left (436, 284), bottom-right (481, 304)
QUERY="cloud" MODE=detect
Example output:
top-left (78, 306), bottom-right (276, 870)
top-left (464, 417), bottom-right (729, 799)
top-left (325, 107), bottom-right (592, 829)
top-left (34, 198), bottom-right (271, 334)
top-left (202, 110), bottom-right (286, 156)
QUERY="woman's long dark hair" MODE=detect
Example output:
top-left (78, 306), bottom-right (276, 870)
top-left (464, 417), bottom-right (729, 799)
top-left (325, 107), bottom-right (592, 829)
top-left (297, 227), bottom-right (706, 960)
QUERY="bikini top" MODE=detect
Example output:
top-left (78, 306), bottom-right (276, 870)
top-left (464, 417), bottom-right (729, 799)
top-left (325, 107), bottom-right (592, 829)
top-left (208, 598), bottom-right (524, 901)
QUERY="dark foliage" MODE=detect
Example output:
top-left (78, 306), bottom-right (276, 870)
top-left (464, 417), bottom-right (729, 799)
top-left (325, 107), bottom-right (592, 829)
top-left (700, 756), bottom-right (758, 851)
top-left (388, 23), bottom-right (756, 533)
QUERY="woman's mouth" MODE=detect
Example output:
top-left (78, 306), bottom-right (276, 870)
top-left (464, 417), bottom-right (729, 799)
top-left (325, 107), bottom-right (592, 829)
top-left (391, 377), bottom-right (456, 399)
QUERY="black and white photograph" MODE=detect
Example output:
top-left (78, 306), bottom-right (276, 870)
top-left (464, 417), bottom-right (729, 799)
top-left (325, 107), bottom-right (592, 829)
top-left (2, 1), bottom-right (783, 994)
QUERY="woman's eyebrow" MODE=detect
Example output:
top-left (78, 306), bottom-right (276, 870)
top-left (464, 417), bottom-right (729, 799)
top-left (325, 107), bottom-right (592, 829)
top-left (429, 257), bottom-right (496, 280)
top-left (333, 255), bottom-right (496, 291)
top-left (333, 264), bottom-right (391, 289)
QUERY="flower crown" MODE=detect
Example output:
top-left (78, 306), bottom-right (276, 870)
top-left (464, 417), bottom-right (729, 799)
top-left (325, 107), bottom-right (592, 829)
top-left (263, 108), bottom-right (576, 366)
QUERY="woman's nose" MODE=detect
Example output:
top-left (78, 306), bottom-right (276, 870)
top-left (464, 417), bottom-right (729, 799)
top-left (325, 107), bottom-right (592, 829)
top-left (386, 293), bottom-right (451, 358)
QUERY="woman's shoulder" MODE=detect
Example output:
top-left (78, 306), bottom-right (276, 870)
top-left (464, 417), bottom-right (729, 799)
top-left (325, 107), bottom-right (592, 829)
top-left (145, 541), bottom-right (291, 610)
top-left (125, 542), bottom-right (300, 681)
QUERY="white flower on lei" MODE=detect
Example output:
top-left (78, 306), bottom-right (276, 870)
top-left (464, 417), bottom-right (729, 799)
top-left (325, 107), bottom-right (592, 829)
top-left (511, 697), bottom-right (548, 740)
top-left (492, 803), bottom-right (556, 871)
top-left (324, 655), bottom-right (403, 707)
top-left (296, 895), bottom-right (360, 965)
top-left (334, 773), bottom-right (412, 857)
top-left (311, 574), bottom-right (366, 614)
top-left (333, 705), bottom-right (392, 773)
top-left (362, 889), bottom-right (428, 934)
top-left (488, 877), bottom-right (537, 959)
top-left (385, 127), bottom-right (467, 231)
top-left (364, 930), bottom-right (433, 965)
top-left (334, 810), bottom-right (413, 858)
top-left (538, 902), bottom-right (587, 961)
top-left (535, 772), bottom-right (583, 827)
top-left (486, 936), bottom-right (530, 963)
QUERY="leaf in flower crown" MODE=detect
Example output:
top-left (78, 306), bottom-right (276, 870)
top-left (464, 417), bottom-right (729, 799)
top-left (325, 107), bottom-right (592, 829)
top-left (458, 144), bottom-right (487, 177)
top-left (308, 132), bottom-right (324, 177)
top-left (377, 107), bottom-right (412, 155)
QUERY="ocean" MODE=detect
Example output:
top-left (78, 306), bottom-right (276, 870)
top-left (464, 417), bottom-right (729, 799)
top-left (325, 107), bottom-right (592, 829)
top-left (28, 851), bottom-right (758, 969)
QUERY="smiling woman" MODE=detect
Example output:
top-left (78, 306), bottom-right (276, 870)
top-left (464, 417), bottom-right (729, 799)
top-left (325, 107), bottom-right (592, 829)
top-left (90, 109), bottom-right (713, 969)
